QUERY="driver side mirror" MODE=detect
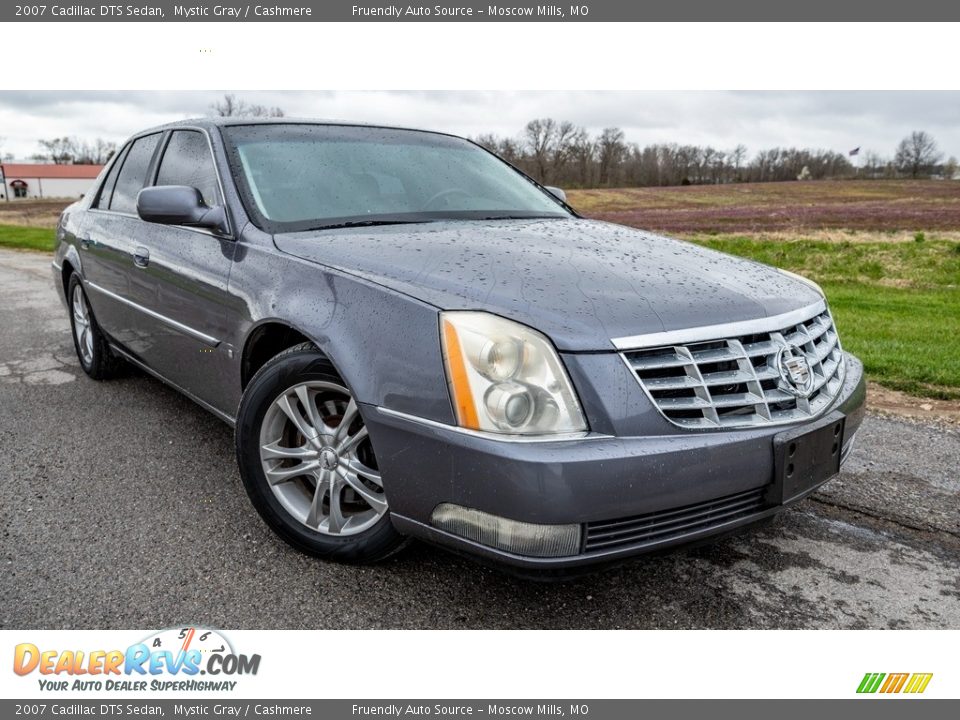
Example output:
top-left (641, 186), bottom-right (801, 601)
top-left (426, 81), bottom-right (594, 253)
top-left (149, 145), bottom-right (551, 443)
top-left (137, 185), bottom-right (228, 234)
top-left (545, 186), bottom-right (566, 202)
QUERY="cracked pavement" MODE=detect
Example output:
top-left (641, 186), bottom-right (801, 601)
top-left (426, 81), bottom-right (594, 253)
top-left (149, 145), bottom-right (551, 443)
top-left (1, 247), bottom-right (958, 629)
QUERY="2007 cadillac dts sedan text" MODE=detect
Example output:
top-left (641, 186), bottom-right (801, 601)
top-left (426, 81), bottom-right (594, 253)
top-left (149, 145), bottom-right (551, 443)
top-left (52, 119), bottom-right (865, 571)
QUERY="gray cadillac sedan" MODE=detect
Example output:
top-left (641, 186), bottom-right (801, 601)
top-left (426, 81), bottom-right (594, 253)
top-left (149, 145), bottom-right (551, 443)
top-left (53, 119), bottom-right (866, 570)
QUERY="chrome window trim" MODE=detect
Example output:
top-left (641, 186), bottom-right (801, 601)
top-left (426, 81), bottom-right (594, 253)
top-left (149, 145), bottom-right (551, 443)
top-left (376, 406), bottom-right (609, 443)
top-left (84, 279), bottom-right (220, 347)
top-left (611, 299), bottom-right (827, 351)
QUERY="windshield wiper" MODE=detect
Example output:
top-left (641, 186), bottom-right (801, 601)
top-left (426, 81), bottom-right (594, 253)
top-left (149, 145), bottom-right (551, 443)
top-left (311, 219), bottom-right (433, 231)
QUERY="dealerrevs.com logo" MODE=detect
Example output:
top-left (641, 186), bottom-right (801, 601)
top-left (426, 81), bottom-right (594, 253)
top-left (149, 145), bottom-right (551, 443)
top-left (13, 627), bottom-right (261, 692)
top-left (857, 673), bottom-right (933, 694)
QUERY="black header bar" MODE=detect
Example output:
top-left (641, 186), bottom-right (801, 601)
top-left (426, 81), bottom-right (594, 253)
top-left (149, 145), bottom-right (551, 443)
top-left (4, 0), bottom-right (960, 22)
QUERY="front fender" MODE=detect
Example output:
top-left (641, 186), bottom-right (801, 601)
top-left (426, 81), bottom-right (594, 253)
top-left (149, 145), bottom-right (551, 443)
top-left (229, 239), bottom-right (455, 425)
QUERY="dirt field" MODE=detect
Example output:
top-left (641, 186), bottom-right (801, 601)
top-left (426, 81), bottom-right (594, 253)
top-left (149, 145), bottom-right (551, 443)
top-left (567, 180), bottom-right (960, 234)
top-left (7, 180), bottom-right (960, 234)
top-left (0, 199), bottom-right (70, 229)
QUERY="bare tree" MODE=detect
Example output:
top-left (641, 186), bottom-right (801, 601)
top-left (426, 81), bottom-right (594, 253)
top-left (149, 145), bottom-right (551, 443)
top-left (211, 93), bottom-right (240, 117)
top-left (34, 136), bottom-right (117, 165)
top-left (74, 138), bottom-right (117, 165)
top-left (861, 150), bottom-right (883, 178)
top-left (496, 137), bottom-right (523, 166)
top-left (730, 144), bottom-right (748, 181)
top-left (473, 133), bottom-right (523, 166)
top-left (596, 127), bottom-right (627, 186)
top-left (945, 156), bottom-right (959, 180)
top-left (210, 93), bottom-right (285, 118)
top-left (473, 133), bottom-right (501, 152)
top-left (568, 128), bottom-right (595, 187)
top-left (633, 145), bottom-right (661, 186)
top-left (523, 118), bottom-right (558, 183)
top-left (37, 137), bottom-right (78, 164)
top-left (895, 131), bottom-right (942, 179)
top-left (709, 149), bottom-right (727, 184)
top-left (549, 121), bottom-right (579, 181)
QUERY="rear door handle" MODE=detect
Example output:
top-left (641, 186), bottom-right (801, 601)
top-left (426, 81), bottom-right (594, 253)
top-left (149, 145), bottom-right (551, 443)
top-left (133, 247), bottom-right (150, 268)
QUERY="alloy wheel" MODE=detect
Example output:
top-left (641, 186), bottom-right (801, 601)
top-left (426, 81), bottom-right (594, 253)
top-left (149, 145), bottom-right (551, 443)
top-left (72, 284), bottom-right (94, 366)
top-left (258, 381), bottom-right (386, 536)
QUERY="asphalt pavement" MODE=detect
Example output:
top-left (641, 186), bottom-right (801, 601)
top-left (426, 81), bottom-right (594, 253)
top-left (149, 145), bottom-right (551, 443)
top-left (1, 247), bottom-right (958, 629)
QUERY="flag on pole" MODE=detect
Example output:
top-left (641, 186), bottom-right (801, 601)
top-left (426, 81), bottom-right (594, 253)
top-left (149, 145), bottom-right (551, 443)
top-left (849, 147), bottom-right (861, 156)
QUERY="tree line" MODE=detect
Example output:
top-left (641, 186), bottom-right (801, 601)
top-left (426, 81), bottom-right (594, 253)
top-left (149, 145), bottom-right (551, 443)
top-left (474, 121), bottom-right (956, 187)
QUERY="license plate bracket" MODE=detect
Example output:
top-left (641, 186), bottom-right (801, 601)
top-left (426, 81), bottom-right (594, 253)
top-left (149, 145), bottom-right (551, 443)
top-left (767, 411), bottom-right (845, 505)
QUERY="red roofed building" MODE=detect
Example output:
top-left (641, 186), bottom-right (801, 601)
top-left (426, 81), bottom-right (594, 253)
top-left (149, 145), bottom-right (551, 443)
top-left (0, 163), bottom-right (104, 201)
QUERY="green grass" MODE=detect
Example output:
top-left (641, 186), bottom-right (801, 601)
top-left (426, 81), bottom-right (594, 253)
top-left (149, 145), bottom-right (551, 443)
top-left (0, 224), bottom-right (56, 252)
top-left (684, 235), bottom-right (960, 289)
top-left (688, 234), bottom-right (960, 399)
top-left (823, 285), bottom-right (960, 398)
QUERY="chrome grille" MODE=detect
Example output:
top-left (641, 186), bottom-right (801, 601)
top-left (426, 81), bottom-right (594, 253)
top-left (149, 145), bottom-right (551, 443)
top-left (622, 305), bottom-right (845, 429)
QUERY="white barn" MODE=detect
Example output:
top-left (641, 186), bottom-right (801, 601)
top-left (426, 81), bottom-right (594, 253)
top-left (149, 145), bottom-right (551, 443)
top-left (0, 163), bottom-right (104, 200)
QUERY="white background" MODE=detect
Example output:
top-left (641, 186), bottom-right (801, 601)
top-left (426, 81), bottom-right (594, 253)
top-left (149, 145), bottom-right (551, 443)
top-left (1, 629), bottom-right (955, 698)
top-left (3, 19), bottom-right (958, 701)
top-left (1, 22), bottom-right (959, 90)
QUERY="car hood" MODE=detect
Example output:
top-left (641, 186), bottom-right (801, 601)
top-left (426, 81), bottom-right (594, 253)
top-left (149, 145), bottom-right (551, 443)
top-left (274, 218), bottom-right (822, 352)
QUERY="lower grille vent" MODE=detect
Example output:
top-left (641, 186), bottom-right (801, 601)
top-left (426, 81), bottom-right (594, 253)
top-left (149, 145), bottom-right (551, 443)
top-left (584, 488), bottom-right (767, 552)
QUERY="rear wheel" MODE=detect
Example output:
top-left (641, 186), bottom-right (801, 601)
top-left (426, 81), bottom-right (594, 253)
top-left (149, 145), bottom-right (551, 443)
top-left (67, 274), bottom-right (122, 380)
top-left (235, 343), bottom-right (407, 562)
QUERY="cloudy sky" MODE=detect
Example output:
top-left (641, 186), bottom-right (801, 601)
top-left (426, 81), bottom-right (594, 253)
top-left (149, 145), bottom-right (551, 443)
top-left (1, 91), bottom-right (958, 162)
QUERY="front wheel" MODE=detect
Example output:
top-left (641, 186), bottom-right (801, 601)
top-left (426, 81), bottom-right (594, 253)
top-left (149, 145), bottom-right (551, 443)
top-left (235, 343), bottom-right (407, 563)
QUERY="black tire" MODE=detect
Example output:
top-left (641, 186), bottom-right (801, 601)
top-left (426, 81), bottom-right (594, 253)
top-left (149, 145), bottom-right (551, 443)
top-left (235, 342), bottom-right (408, 563)
top-left (67, 273), bottom-right (123, 380)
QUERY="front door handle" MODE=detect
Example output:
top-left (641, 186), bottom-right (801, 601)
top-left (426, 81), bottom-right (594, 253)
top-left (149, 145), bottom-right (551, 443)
top-left (133, 247), bottom-right (150, 268)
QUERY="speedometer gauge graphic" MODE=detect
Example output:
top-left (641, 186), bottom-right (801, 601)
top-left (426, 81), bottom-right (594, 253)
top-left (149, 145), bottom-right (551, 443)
top-left (140, 627), bottom-right (234, 658)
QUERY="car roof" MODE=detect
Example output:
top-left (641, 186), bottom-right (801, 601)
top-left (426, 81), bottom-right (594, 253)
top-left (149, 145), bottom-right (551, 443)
top-left (133, 117), bottom-right (462, 139)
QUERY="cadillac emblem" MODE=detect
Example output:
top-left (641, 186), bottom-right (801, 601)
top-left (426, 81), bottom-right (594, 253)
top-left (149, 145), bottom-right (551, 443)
top-left (776, 344), bottom-right (815, 398)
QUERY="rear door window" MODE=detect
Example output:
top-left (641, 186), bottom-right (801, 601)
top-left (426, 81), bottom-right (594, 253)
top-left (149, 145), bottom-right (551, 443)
top-left (92, 145), bottom-right (129, 210)
top-left (155, 130), bottom-right (221, 208)
top-left (109, 133), bottom-right (161, 214)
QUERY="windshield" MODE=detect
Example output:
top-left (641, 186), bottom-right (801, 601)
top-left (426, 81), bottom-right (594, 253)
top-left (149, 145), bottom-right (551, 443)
top-left (222, 124), bottom-right (572, 233)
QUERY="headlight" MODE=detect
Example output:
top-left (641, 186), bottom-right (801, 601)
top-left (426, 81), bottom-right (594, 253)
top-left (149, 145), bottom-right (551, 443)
top-left (440, 311), bottom-right (587, 435)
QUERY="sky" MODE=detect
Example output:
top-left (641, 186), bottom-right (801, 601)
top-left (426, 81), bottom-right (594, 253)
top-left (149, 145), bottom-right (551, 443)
top-left (1, 90), bottom-right (958, 162)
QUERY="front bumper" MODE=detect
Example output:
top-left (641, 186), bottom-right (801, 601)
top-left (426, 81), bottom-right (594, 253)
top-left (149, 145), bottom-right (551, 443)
top-left (365, 352), bottom-right (866, 570)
